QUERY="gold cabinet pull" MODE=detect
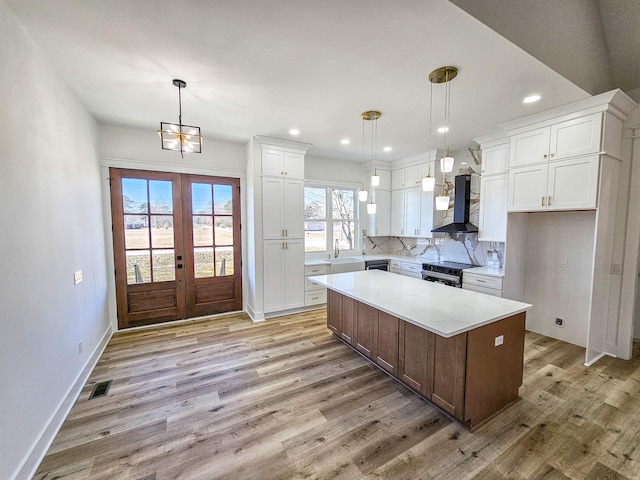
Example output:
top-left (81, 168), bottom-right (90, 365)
top-left (548, 195), bottom-right (551, 206)
top-left (541, 196), bottom-right (545, 207)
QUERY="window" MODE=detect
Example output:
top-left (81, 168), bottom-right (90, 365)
top-left (304, 186), bottom-right (357, 253)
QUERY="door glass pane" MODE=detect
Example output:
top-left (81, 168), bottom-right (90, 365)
top-left (122, 178), bottom-right (148, 213)
top-left (194, 247), bottom-right (214, 278)
top-left (213, 184), bottom-right (233, 214)
top-left (152, 249), bottom-right (175, 282)
top-left (214, 216), bottom-right (233, 245)
top-left (192, 183), bottom-right (212, 214)
top-left (193, 215), bottom-right (213, 246)
top-left (126, 250), bottom-right (151, 284)
top-left (149, 180), bottom-right (173, 214)
top-left (216, 247), bottom-right (233, 276)
top-left (124, 215), bottom-right (149, 249)
top-left (151, 216), bottom-right (174, 248)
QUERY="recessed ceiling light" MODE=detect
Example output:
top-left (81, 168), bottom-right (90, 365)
top-left (383, 146), bottom-right (392, 152)
top-left (289, 128), bottom-right (300, 135)
top-left (523, 94), bottom-right (542, 104)
top-left (437, 126), bottom-right (449, 133)
top-left (340, 138), bottom-right (350, 145)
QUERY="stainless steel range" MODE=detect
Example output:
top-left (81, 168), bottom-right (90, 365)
top-left (421, 261), bottom-right (475, 287)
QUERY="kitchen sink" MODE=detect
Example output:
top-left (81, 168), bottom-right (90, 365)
top-left (327, 257), bottom-right (365, 273)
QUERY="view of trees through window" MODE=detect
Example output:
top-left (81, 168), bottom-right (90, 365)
top-left (304, 186), bottom-right (356, 253)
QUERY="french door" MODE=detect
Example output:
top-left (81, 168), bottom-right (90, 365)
top-left (110, 168), bottom-right (242, 329)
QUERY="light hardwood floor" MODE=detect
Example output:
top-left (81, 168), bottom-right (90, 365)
top-left (35, 310), bottom-right (640, 479)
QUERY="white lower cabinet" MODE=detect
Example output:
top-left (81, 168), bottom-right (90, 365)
top-left (304, 264), bottom-right (328, 306)
top-left (389, 259), bottom-right (422, 278)
top-left (462, 271), bottom-right (503, 297)
top-left (508, 155), bottom-right (599, 212)
top-left (263, 239), bottom-right (304, 312)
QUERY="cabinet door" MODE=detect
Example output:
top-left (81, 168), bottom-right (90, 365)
top-left (481, 143), bottom-right (509, 176)
top-left (327, 289), bottom-right (342, 334)
top-left (341, 295), bottom-right (356, 345)
top-left (547, 156), bottom-right (599, 210)
top-left (550, 113), bottom-right (602, 161)
top-left (262, 148), bottom-right (285, 176)
top-left (376, 312), bottom-right (399, 375)
top-left (391, 168), bottom-right (406, 190)
top-left (507, 163), bottom-right (549, 212)
top-left (405, 164), bottom-right (422, 188)
top-left (355, 302), bottom-right (377, 359)
top-left (283, 152), bottom-right (304, 179)
top-left (263, 240), bottom-right (285, 312)
top-left (509, 127), bottom-right (550, 167)
top-left (478, 174), bottom-right (508, 241)
top-left (369, 190), bottom-right (391, 236)
top-left (262, 177), bottom-right (284, 239)
top-left (398, 321), bottom-right (431, 397)
top-left (283, 179), bottom-right (304, 238)
top-left (419, 188), bottom-right (435, 238)
top-left (390, 189), bottom-right (405, 236)
top-left (430, 333), bottom-right (467, 420)
top-left (283, 239), bottom-right (305, 309)
top-left (403, 187), bottom-right (421, 237)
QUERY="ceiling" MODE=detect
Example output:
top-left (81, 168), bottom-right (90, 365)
top-left (9, 0), bottom-right (635, 163)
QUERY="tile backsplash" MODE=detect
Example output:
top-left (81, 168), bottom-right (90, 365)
top-left (363, 234), bottom-right (504, 268)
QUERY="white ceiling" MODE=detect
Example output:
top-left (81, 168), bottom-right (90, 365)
top-left (7, 0), bottom-right (595, 162)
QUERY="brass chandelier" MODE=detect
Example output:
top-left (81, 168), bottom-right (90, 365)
top-left (157, 79), bottom-right (203, 158)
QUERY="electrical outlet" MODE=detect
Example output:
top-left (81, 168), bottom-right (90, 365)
top-left (611, 264), bottom-right (623, 275)
top-left (73, 270), bottom-right (83, 285)
top-left (555, 317), bottom-right (564, 328)
top-left (494, 335), bottom-right (504, 346)
top-left (78, 341), bottom-right (83, 354)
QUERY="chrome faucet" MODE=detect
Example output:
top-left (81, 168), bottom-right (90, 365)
top-left (334, 239), bottom-right (340, 258)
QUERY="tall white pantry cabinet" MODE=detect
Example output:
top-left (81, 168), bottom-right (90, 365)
top-left (246, 136), bottom-right (311, 321)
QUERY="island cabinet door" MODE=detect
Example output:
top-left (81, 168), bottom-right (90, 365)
top-left (398, 321), bottom-right (433, 398)
top-left (327, 290), bottom-right (342, 335)
top-left (429, 333), bottom-right (467, 421)
top-left (464, 313), bottom-right (526, 428)
top-left (355, 302), bottom-right (378, 360)
top-left (376, 312), bottom-right (399, 376)
top-left (341, 295), bottom-right (356, 346)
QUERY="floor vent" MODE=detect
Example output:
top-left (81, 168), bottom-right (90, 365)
top-left (89, 380), bottom-right (112, 400)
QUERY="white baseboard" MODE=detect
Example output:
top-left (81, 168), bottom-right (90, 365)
top-left (14, 326), bottom-right (113, 480)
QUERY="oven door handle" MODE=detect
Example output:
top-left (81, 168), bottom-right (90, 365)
top-left (421, 270), bottom-right (460, 283)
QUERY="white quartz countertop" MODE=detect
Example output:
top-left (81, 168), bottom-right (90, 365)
top-left (309, 270), bottom-right (531, 338)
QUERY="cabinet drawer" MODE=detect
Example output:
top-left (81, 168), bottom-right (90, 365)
top-left (462, 283), bottom-right (502, 297)
top-left (305, 265), bottom-right (328, 276)
top-left (463, 272), bottom-right (503, 290)
top-left (400, 270), bottom-right (422, 279)
top-left (305, 289), bottom-right (327, 306)
top-left (390, 260), bottom-right (402, 270)
top-left (401, 262), bottom-right (422, 274)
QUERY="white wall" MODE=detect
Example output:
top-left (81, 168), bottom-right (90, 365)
top-left (0, 3), bottom-right (111, 478)
top-left (305, 155), bottom-right (363, 185)
top-left (522, 211), bottom-right (596, 347)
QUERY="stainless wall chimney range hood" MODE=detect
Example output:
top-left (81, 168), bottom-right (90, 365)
top-left (431, 174), bottom-right (478, 234)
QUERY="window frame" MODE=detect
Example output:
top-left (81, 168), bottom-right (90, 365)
top-left (304, 184), bottom-right (360, 256)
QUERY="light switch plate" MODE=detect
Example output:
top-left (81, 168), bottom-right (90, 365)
top-left (73, 270), bottom-right (83, 285)
top-left (495, 335), bottom-right (504, 346)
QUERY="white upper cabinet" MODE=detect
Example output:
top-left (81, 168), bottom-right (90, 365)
top-left (507, 155), bottom-right (599, 212)
top-left (478, 173), bottom-right (508, 241)
top-left (481, 143), bottom-right (509, 176)
top-left (262, 148), bottom-right (305, 179)
top-left (510, 113), bottom-right (602, 167)
top-left (262, 177), bottom-right (304, 238)
top-left (364, 189), bottom-right (391, 236)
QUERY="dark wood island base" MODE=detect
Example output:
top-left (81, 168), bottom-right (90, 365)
top-left (327, 290), bottom-right (526, 431)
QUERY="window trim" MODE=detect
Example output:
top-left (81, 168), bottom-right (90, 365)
top-left (304, 184), bottom-right (360, 256)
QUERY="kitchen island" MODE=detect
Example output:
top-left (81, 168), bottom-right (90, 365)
top-left (309, 269), bottom-right (532, 430)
